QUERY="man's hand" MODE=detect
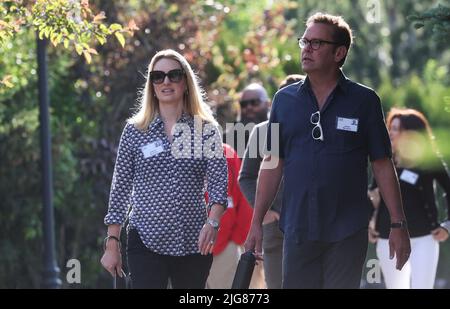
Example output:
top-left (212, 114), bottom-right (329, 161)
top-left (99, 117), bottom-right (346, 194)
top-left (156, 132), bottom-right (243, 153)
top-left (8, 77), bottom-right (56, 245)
top-left (244, 223), bottom-right (264, 262)
top-left (388, 228), bottom-right (411, 270)
top-left (368, 188), bottom-right (381, 209)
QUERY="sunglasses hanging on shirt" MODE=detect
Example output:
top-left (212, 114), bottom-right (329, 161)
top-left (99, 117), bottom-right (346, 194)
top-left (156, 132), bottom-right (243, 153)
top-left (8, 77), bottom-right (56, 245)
top-left (310, 111), bottom-right (324, 141)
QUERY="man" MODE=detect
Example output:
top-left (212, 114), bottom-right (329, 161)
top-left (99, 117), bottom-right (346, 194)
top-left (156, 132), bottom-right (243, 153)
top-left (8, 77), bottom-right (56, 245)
top-left (239, 75), bottom-right (304, 289)
top-left (224, 83), bottom-right (270, 158)
top-left (245, 13), bottom-right (411, 289)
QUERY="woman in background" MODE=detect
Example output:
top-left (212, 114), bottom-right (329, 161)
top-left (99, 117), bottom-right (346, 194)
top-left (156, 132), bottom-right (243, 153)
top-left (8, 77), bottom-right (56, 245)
top-left (369, 107), bottom-right (450, 289)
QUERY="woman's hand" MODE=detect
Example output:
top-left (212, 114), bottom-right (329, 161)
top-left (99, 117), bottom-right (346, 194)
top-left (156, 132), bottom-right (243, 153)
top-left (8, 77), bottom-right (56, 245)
top-left (432, 227), bottom-right (449, 242)
top-left (368, 188), bottom-right (381, 209)
top-left (100, 239), bottom-right (123, 277)
top-left (198, 223), bottom-right (217, 255)
top-left (368, 225), bottom-right (380, 243)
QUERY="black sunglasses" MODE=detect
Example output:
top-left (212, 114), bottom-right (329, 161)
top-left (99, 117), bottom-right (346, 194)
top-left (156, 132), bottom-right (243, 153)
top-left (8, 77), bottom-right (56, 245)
top-left (149, 69), bottom-right (185, 84)
top-left (239, 98), bottom-right (261, 108)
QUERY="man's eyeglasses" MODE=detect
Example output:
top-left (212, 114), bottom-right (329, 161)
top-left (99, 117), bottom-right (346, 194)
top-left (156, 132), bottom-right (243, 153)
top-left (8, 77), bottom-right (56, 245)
top-left (310, 111), bottom-right (324, 141)
top-left (239, 98), bottom-right (261, 108)
top-left (149, 69), bottom-right (185, 84)
top-left (298, 37), bottom-right (340, 50)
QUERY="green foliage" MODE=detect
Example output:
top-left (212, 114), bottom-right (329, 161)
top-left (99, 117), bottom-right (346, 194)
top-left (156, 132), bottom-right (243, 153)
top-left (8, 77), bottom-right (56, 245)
top-left (0, 0), bottom-right (137, 89)
top-left (378, 59), bottom-right (450, 166)
top-left (408, 3), bottom-right (450, 43)
top-left (1, 0), bottom-right (449, 288)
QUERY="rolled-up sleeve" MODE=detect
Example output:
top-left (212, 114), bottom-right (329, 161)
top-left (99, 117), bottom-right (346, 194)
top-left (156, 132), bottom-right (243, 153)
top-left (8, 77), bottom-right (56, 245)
top-left (104, 123), bottom-right (135, 225)
top-left (204, 124), bottom-right (228, 210)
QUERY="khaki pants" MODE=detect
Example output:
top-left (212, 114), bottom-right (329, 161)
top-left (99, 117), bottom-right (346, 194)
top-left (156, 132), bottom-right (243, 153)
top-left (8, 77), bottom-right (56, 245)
top-left (206, 242), bottom-right (266, 289)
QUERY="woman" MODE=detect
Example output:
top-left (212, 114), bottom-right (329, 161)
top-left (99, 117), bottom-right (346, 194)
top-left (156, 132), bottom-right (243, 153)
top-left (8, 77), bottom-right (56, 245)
top-left (101, 49), bottom-right (228, 288)
top-left (369, 108), bottom-right (450, 289)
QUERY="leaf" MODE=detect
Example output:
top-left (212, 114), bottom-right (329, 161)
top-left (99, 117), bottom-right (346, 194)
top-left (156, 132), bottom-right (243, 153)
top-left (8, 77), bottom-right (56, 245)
top-left (56, 33), bottom-right (63, 44)
top-left (109, 23), bottom-right (122, 32)
top-left (114, 31), bottom-right (125, 47)
top-left (127, 19), bottom-right (139, 31)
top-left (2, 75), bottom-right (14, 88)
top-left (63, 38), bottom-right (69, 49)
top-left (83, 51), bottom-right (92, 64)
top-left (95, 34), bottom-right (106, 45)
top-left (75, 43), bottom-right (83, 55)
top-left (93, 12), bottom-right (106, 24)
top-left (88, 48), bottom-right (98, 55)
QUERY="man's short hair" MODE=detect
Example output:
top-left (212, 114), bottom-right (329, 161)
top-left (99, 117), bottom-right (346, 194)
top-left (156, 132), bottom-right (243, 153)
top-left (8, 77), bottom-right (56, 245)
top-left (278, 74), bottom-right (305, 90)
top-left (242, 83), bottom-right (269, 102)
top-left (306, 12), bottom-right (353, 67)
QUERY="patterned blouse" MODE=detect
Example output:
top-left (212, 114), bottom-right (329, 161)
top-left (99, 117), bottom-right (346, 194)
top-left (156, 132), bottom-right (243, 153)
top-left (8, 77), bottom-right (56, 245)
top-left (104, 113), bottom-right (228, 256)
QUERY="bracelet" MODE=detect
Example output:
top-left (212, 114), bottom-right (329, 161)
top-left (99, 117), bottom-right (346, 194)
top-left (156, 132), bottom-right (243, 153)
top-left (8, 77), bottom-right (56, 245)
top-left (103, 235), bottom-right (121, 251)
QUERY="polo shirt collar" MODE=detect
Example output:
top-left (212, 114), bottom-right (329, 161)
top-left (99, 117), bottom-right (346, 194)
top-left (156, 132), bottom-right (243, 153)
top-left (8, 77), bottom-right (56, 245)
top-left (297, 69), bottom-right (350, 95)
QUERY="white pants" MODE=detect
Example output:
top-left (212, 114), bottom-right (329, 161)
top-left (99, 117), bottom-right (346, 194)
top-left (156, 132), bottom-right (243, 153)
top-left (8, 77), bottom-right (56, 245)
top-left (376, 234), bottom-right (439, 289)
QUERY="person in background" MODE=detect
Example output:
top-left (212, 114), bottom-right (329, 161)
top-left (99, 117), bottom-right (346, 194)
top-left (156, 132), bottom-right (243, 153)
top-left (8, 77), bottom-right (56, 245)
top-left (224, 83), bottom-right (270, 158)
top-left (206, 143), bottom-right (255, 289)
top-left (239, 74), bottom-right (304, 289)
top-left (101, 49), bottom-right (228, 288)
top-left (369, 107), bottom-right (450, 289)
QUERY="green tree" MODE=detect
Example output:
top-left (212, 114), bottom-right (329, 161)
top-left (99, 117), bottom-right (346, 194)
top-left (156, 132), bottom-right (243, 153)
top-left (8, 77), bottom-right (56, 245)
top-left (0, 0), bottom-right (137, 88)
top-left (408, 3), bottom-right (450, 43)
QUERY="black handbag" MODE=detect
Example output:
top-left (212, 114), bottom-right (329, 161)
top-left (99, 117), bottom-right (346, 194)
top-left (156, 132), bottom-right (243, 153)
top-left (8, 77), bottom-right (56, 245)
top-left (231, 251), bottom-right (256, 289)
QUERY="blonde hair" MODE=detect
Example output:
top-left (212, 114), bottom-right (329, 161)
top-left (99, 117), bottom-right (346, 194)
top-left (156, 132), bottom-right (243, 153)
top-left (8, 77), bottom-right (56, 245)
top-left (129, 49), bottom-right (217, 130)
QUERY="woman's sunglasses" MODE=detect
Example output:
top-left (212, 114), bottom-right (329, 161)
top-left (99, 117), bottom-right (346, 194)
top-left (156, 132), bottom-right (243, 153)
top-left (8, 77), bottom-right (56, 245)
top-left (149, 69), bottom-right (185, 84)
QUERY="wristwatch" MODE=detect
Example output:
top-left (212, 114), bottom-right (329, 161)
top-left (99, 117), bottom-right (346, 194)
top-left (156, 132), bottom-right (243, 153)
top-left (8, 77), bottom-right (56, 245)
top-left (390, 219), bottom-right (408, 229)
top-left (207, 218), bottom-right (220, 231)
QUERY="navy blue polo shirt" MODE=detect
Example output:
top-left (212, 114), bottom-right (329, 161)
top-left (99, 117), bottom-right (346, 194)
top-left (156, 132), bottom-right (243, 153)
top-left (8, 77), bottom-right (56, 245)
top-left (266, 70), bottom-right (391, 242)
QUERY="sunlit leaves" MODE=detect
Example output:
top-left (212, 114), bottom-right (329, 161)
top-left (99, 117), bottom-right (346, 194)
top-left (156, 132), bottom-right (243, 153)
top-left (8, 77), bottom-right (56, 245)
top-left (0, 0), bottom-right (138, 73)
top-left (0, 75), bottom-right (14, 88)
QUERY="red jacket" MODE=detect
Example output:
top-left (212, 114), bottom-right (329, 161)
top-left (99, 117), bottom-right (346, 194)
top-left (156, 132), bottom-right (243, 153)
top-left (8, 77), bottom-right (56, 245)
top-left (206, 144), bottom-right (253, 255)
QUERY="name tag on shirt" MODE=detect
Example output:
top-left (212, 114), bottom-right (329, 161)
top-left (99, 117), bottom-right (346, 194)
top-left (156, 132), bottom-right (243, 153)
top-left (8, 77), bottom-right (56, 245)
top-left (141, 140), bottom-right (164, 158)
top-left (336, 117), bottom-right (359, 132)
top-left (400, 169), bottom-right (419, 185)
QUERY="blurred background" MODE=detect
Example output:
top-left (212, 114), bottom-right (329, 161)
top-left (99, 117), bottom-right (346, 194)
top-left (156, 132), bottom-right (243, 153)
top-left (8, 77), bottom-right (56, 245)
top-left (0, 0), bottom-right (449, 288)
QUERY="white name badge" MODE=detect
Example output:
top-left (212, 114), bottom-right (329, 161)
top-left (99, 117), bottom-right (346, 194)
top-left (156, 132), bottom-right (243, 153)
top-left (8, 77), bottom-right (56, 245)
top-left (400, 169), bottom-right (419, 185)
top-left (336, 117), bottom-right (359, 132)
top-left (141, 140), bottom-right (164, 158)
